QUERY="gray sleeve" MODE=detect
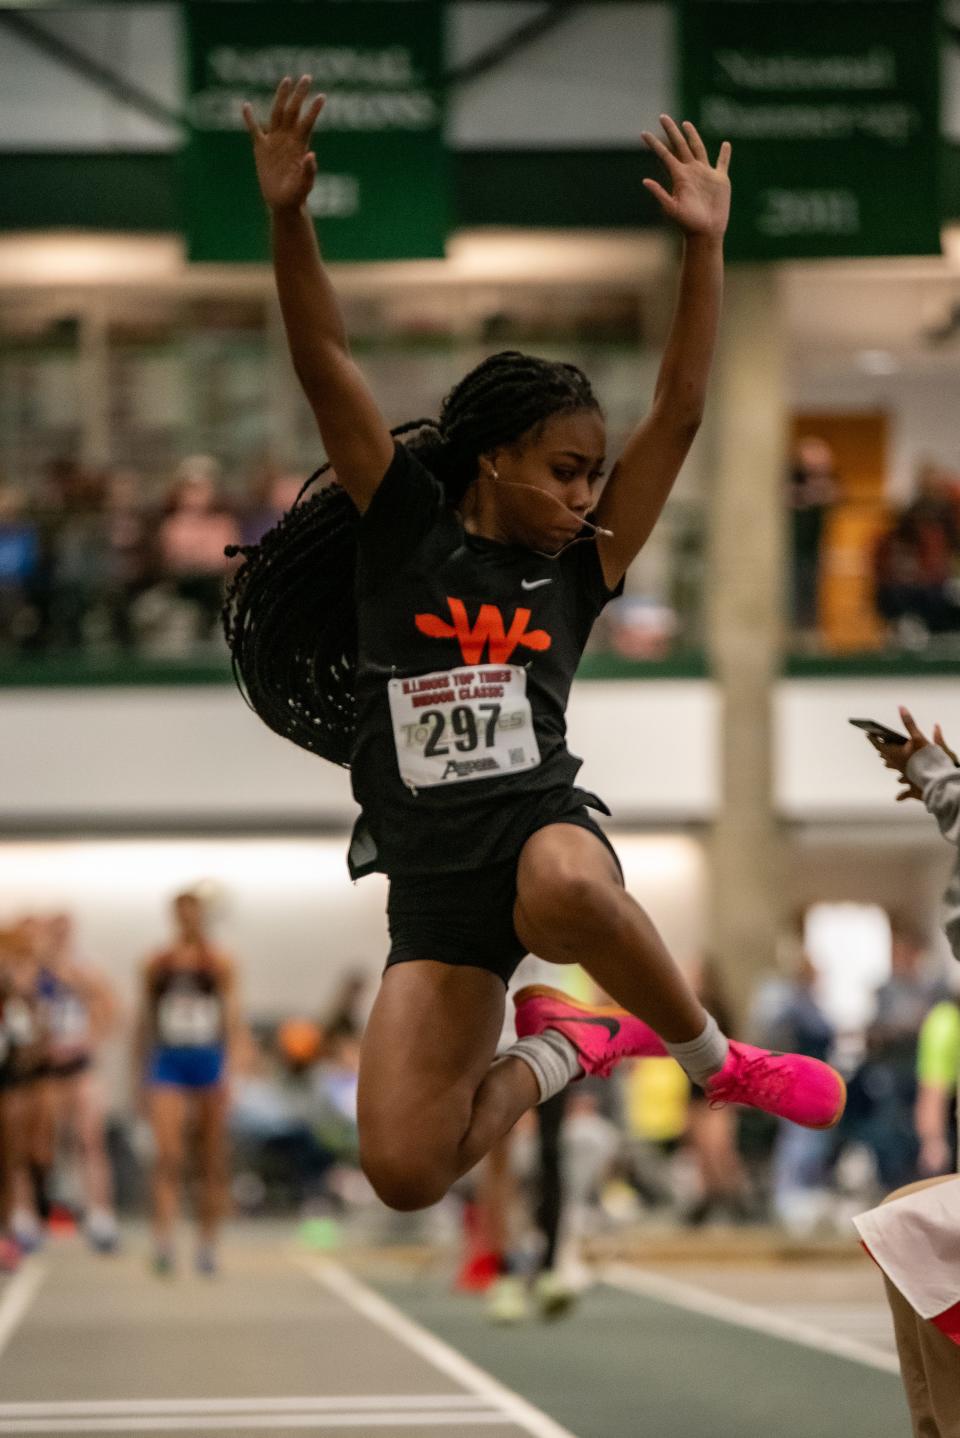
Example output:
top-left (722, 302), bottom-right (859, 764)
top-left (907, 745), bottom-right (960, 846)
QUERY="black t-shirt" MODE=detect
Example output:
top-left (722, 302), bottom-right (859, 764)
top-left (349, 441), bottom-right (623, 878)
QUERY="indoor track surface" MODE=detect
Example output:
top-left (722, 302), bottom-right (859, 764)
top-left (0, 1227), bottom-right (908, 1438)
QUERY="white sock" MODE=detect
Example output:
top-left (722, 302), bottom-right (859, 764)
top-left (505, 1032), bottom-right (583, 1103)
top-left (664, 1012), bottom-right (729, 1087)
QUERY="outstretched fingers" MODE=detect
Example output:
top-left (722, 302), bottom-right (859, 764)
top-left (659, 113), bottom-right (693, 162)
top-left (283, 74), bottom-right (312, 127)
top-left (298, 93), bottom-right (326, 140)
top-left (641, 129), bottom-right (679, 175)
top-left (241, 102), bottom-right (263, 140)
top-left (716, 140), bottom-right (732, 174)
top-left (899, 705), bottom-right (929, 746)
top-left (269, 77), bottom-right (294, 129)
top-left (681, 120), bottom-right (708, 163)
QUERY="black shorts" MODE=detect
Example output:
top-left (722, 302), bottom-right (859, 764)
top-left (385, 806), bottom-right (622, 987)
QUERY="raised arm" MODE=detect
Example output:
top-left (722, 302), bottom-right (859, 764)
top-left (243, 77), bottom-right (394, 512)
top-left (594, 117), bottom-right (730, 589)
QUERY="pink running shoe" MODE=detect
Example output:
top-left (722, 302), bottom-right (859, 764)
top-left (513, 985), bottom-right (668, 1080)
top-left (705, 1041), bottom-right (846, 1130)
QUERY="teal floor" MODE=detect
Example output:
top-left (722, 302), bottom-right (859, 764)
top-left (374, 1273), bottom-right (909, 1438)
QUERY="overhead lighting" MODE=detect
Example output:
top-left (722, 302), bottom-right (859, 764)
top-left (0, 233), bottom-right (183, 286)
top-left (855, 349), bottom-right (900, 375)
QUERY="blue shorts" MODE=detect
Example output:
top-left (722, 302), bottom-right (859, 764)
top-left (148, 1046), bottom-right (225, 1090)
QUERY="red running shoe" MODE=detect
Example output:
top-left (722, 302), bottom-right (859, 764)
top-left (513, 985), bottom-right (667, 1080)
top-left (705, 1041), bottom-right (847, 1130)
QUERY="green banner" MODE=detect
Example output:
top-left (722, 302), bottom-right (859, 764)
top-left (183, 0), bottom-right (447, 263)
top-left (679, 0), bottom-right (941, 261)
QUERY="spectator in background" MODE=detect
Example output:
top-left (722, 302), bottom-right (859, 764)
top-left (760, 952), bottom-right (838, 1230)
top-left (239, 464), bottom-right (300, 548)
top-left (101, 468), bottom-right (152, 652)
top-left (850, 916), bottom-right (948, 1192)
top-left (0, 488), bottom-right (40, 652)
top-left (681, 958), bottom-right (754, 1226)
top-left (320, 969), bottom-right (372, 1049)
top-left (157, 457), bottom-right (240, 644)
top-left (47, 465), bottom-right (108, 652)
top-left (915, 997), bottom-right (960, 1179)
top-left (875, 460), bottom-right (960, 646)
top-left (787, 435), bottom-right (839, 640)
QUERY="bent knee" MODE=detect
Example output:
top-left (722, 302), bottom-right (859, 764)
top-left (520, 865), bottom-right (619, 943)
top-left (360, 1146), bottom-right (450, 1213)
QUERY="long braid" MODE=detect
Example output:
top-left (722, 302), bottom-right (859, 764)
top-left (222, 352), bottom-right (600, 767)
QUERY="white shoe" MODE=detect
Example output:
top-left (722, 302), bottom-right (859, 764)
top-left (86, 1209), bottom-right (120, 1254)
top-left (485, 1276), bottom-right (529, 1324)
top-left (533, 1269), bottom-right (578, 1320)
top-left (10, 1210), bottom-right (42, 1253)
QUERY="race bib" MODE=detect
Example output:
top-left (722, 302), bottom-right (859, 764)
top-left (157, 993), bottom-right (221, 1048)
top-left (4, 998), bottom-right (35, 1046)
top-left (49, 995), bottom-right (89, 1044)
top-left (389, 664), bottom-right (541, 790)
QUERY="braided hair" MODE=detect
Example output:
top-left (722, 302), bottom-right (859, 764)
top-left (222, 350), bottom-right (600, 767)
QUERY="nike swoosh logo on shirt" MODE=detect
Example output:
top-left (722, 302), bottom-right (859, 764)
top-left (541, 1013), bottom-right (621, 1039)
top-left (521, 578), bottom-right (553, 591)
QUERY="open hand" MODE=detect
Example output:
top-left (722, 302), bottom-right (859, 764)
top-left (641, 116), bottom-right (731, 239)
top-left (242, 75), bottom-right (326, 212)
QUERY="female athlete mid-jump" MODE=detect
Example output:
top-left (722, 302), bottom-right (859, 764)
top-left (225, 77), bottom-right (846, 1214)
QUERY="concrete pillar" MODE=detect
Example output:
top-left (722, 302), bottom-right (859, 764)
top-left (705, 264), bottom-right (787, 1031)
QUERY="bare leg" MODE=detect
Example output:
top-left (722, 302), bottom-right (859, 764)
top-left (194, 1086), bottom-right (230, 1246)
top-left (361, 824), bottom-right (714, 1214)
top-left (70, 1072), bottom-right (115, 1214)
top-left (515, 825), bottom-right (708, 1043)
top-left (478, 1130), bottom-right (517, 1260)
top-left (358, 962), bottom-right (537, 1211)
top-left (148, 1087), bottom-right (187, 1246)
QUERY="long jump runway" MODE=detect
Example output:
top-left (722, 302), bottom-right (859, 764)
top-left (0, 1231), bottom-right (908, 1438)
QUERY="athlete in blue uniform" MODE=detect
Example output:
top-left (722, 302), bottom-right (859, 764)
top-left (134, 893), bottom-right (242, 1275)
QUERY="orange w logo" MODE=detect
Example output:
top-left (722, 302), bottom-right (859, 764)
top-left (415, 597), bottom-right (552, 665)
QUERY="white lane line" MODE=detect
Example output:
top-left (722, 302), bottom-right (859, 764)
top-left (603, 1263), bottom-right (901, 1376)
top-left (298, 1258), bottom-right (581, 1438)
top-left (0, 1397), bottom-right (493, 1417)
top-left (0, 1416), bottom-right (507, 1434)
top-left (0, 1260), bottom-right (45, 1364)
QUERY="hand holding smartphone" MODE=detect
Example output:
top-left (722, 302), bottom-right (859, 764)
top-left (849, 718), bottom-right (908, 746)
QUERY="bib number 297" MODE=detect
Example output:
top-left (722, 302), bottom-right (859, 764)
top-left (388, 665), bottom-right (540, 789)
top-left (423, 703), bottom-right (500, 757)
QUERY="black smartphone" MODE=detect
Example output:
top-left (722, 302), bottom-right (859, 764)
top-left (849, 717), bottom-right (908, 746)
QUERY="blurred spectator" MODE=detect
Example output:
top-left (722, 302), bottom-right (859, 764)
top-left (239, 464), bottom-right (300, 548)
top-left (229, 1027), bottom-right (338, 1214)
top-left (604, 595), bottom-right (679, 662)
top-left (156, 457), bottom-right (241, 644)
top-left (680, 958), bottom-right (755, 1225)
top-left (759, 952), bottom-right (838, 1230)
top-left (915, 997), bottom-right (960, 1178)
top-left (845, 918), bottom-right (949, 1192)
top-left (101, 469), bottom-right (152, 652)
top-left (47, 467), bottom-right (109, 652)
top-left (321, 970), bottom-right (372, 1048)
top-left (875, 460), bottom-right (960, 646)
top-left (0, 488), bottom-right (40, 652)
top-left (788, 435), bottom-right (839, 637)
